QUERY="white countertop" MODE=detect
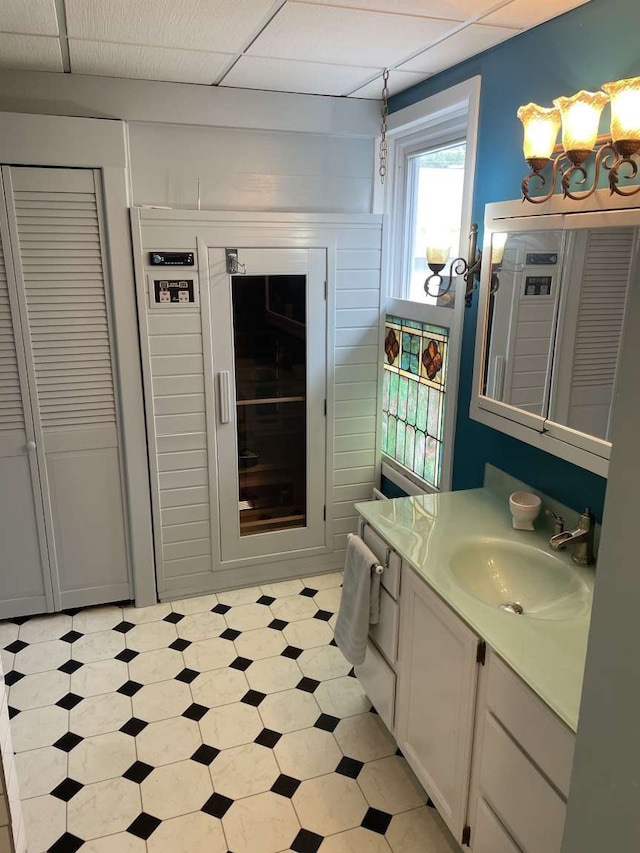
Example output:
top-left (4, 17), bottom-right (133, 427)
top-left (355, 489), bottom-right (595, 732)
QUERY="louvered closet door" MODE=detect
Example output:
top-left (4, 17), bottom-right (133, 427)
top-left (4, 166), bottom-right (130, 609)
top-left (0, 188), bottom-right (52, 617)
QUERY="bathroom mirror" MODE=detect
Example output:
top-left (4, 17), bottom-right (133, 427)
top-left (471, 191), bottom-right (640, 477)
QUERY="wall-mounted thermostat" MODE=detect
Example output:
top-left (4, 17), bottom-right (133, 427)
top-left (149, 251), bottom-right (195, 266)
top-left (150, 278), bottom-right (198, 307)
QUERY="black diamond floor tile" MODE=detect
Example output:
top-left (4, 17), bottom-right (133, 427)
top-left (212, 603), bottom-right (231, 614)
top-left (268, 619), bottom-right (288, 631)
top-left (335, 756), bottom-right (364, 779)
top-left (4, 670), bottom-right (24, 687)
top-left (281, 645), bottom-right (303, 660)
top-left (60, 630), bottom-right (83, 644)
top-left (313, 610), bottom-right (332, 622)
top-left (202, 792), bottom-right (234, 818)
top-left (291, 828), bottom-right (324, 853)
top-left (175, 668), bottom-right (199, 684)
top-left (348, 667), bottom-right (357, 678)
top-left (427, 796), bottom-right (437, 809)
top-left (183, 703), bottom-right (208, 722)
top-left (123, 761), bottom-right (154, 783)
top-left (118, 680), bottom-right (143, 697)
top-left (58, 659), bottom-right (82, 675)
top-left (296, 677), bottom-right (320, 693)
top-left (48, 832), bottom-right (84, 852)
top-left (163, 611), bottom-right (184, 623)
top-left (255, 728), bottom-right (281, 748)
top-left (120, 717), bottom-right (148, 737)
top-left (10, 616), bottom-right (30, 625)
top-left (56, 693), bottom-right (83, 711)
top-left (314, 713), bottom-right (339, 732)
top-left (127, 812), bottom-right (162, 840)
top-left (113, 620), bottom-right (135, 634)
top-left (299, 587), bottom-right (318, 598)
top-left (220, 628), bottom-right (241, 641)
top-left (329, 638), bottom-right (338, 647)
top-left (62, 607), bottom-right (82, 617)
top-left (230, 656), bottom-right (252, 671)
top-left (50, 777), bottom-right (84, 802)
top-left (116, 648), bottom-right (139, 663)
top-left (361, 806), bottom-right (392, 835)
top-left (241, 689), bottom-right (266, 707)
top-left (53, 732), bottom-right (83, 753)
top-left (271, 774), bottom-right (301, 798)
top-left (170, 638), bottom-right (191, 652)
top-left (257, 595), bottom-right (275, 605)
top-left (7, 706), bottom-right (19, 719)
top-left (396, 747), bottom-right (404, 757)
top-left (191, 744), bottom-right (220, 766)
top-left (4, 639), bottom-right (27, 654)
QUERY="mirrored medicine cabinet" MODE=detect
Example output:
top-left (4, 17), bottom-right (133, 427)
top-left (471, 190), bottom-right (640, 477)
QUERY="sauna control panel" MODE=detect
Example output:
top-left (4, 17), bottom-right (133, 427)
top-left (145, 248), bottom-right (199, 309)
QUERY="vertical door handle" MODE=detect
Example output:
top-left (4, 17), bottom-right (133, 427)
top-left (218, 371), bottom-right (231, 424)
top-left (25, 440), bottom-right (36, 451)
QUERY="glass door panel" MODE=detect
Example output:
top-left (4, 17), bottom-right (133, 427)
top-left (231, 274), bottom-right (307, 535)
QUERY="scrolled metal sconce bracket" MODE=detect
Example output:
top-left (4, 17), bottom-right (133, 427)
top-left (423, 224), bottom-right (483, 308)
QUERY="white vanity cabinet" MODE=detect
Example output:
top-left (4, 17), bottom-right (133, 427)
top-left (395, 563), bottom-right (481, 841)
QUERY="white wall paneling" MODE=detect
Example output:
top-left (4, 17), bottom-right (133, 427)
top-left (132, 209), bottom-right (382, 597)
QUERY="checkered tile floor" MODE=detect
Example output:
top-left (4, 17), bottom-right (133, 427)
top-left (1, 574), bottom-right (458, 852)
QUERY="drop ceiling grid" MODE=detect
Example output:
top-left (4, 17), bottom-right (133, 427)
top-left (0, 0), bottom-right (593, 97)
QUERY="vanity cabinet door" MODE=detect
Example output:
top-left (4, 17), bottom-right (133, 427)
top-left (396, 564), bottom-right (480, 842)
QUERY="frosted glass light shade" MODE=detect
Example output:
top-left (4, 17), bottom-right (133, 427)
top-left (517, 103), bottom-right (561, 161)
top-left (602, 76), bottom-right (640, 145)
top-left (491, 233), bottom-right (508, 266)
top-left (426, 240), bottom-right (451, 267)
top-left (553, 90), bottom-right (609, 153)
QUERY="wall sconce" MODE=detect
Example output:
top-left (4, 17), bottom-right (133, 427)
top-left (489, 232), bottom-right (507, 294)
top-left (424, 224), bottom-right (482, 308)
top-left (517, 75), bottom-right (640, 204)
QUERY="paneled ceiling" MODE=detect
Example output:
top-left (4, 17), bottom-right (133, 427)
top-left (0, 0), bottom-right (590, 99)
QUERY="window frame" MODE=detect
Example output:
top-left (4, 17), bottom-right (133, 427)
top-left (375, 77), bottom-right (481, 494)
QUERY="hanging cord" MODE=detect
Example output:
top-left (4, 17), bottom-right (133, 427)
top-left (379, 69), bottom-right (390, 185)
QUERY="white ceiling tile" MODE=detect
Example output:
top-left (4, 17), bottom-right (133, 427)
top-left (0, 0), bottom-right (59, 36)
top-left (0, 33), bottom-right (63, 71)
top-left (399, 22), bottom-right (518, 74)
top-left (247, 3), bottom-right (458, 67)
top-left (69, 40), bottom-right (233, 85)
top-left (222, 56), bottom-right (378, 97)
top-left (481, 0), bottom-right (591, 29)
top-left (294, 1), bottom-right (505, 22)
top-left (348, 69), bottom-right (431, 100)
top-left (65, 0), bottom-right (278, 53)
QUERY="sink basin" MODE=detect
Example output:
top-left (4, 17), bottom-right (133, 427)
top-left (449, 538), bottom-right (589, 620)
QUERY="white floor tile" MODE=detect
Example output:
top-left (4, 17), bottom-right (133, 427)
top-left (314, 586), bottom-right (342, 613)
top-left (199, 702), bottom-right (263, 749)
top-left (258, 689), bottom-right (320, 734)
top-left (234, 627), bottom-right (286, 660)
top-left (68, 777), bottom-right (142, 841)
top-left (298, 646), bottom-right (351, 681)
top-left (171, 593), bottom-right (218, 615)
top-left (81, 833), bottom-right (147, 852)
top-left (147, 812), bottom-right (227, 853)
top-left (14, 746), bottom-right (67, 799)
top-left (217, 586), bottom-right (262, 606)
top-left (71, 659), bottom-right (129, 698)
top-left (128, 647), bottom-right (185, 684)
top-left (69, 692), bottom-right (132, 738)
top-left (358, 756), bottom-right (426, 814)
top-left (293, 773), bottom-right (368, 835)
top-left (72, 629), bottom-right (126, 663)
top-left (8, 670), bottom-right (69, 711)
top-left (315, 676), bottom-right (371, 719)
top-left (246, 656), bottom-right (302, 693)
top-left (209, 741), bottom-right (280, 799)
top-left (321, 827), bottom-right (393, 852)
top-left (223, 791), bottom-right (300, 853)
top-left (136, 716), bottom-right (202, 766)
top-left (304, 572), bottom-right (343, 589)
top-left (141, 760), bottom-right (213, 820)
top-left (386, 806), bottom-right (459, 852)
top-left (260, 579), bottom-right (304, 598)
top-left (0, 622), bottom-right (19, 647)
top-left (122, 602), bottom-right (172, 625)
top-left (274, 727), bottom-right (342, 780)
top-left (68, 731), bottom-right (136, 784)
top-left (132, 680), bottom-right (192, 723)
top-left (13, 639), bottom-right (70, 674)
top-left (270, 595), bottom-right (318, 623)
top-left (282, 618), bottom-right (333, 650)
top-left (182, 637), bottom-right (237, 672)
top-left (224, 603), bottom-right (273, 631)
top-left (126, 620), bottom-right (177, 653)
top-left (73, 605), bottom-right (123, 634)
top-left (191, 668), bottom-right (248, 708)
top-left (21, 795), bottom-right (66, 852)
top-left (177, 611), bottom-right (227, 642)
top-left (334, 714), bottom-right (397, 763)
top-left (18, 614), bottom-right (71, 644)
top-left (11, 705), bottom-right (68, 752)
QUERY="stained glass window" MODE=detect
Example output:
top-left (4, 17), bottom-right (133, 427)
top-left (382, 315), bottom-right (448, 490)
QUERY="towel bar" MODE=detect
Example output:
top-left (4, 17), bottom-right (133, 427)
top-left (347, 532), bottom-right (385, 574)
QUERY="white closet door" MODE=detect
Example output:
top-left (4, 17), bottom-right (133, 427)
top-left (4, 166), bottom-right (130, 609)
top-left (0, 183), bottom-right (52, 617)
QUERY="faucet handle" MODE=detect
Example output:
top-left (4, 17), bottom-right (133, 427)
top-left (545, 508), bottom-right (565, 535)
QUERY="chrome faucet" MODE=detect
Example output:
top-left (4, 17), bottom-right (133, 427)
top-left (549, 507), bottom-right (596, 566)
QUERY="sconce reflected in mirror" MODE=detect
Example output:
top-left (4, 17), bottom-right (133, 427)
top-left (424, 224), bottom-right (483, 308)
top-left (489, 232), bottom-right (507, 295)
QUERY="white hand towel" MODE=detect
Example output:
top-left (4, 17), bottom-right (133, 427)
top-left (334, 534), bottom-right (381, 666)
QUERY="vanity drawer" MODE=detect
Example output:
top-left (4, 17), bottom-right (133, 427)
top-left (362, 523), bottom-right (401, 599)
top-left (478, 712), bottom-right (566, 853)
top-left (355, 639), bottom-right (396, 732)
top-left (486, 652), bottom-right (574, 797)
top-left (369, 586), bottom-right (399, 665)
top-left (472, 797), bottom-right (520, 853)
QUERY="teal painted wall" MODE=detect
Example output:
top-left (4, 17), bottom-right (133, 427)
top-left (390, 0), bottom-right (640, 520)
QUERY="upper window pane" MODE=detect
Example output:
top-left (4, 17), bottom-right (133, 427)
top-left (406, 142), bottom-right (467, 304)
